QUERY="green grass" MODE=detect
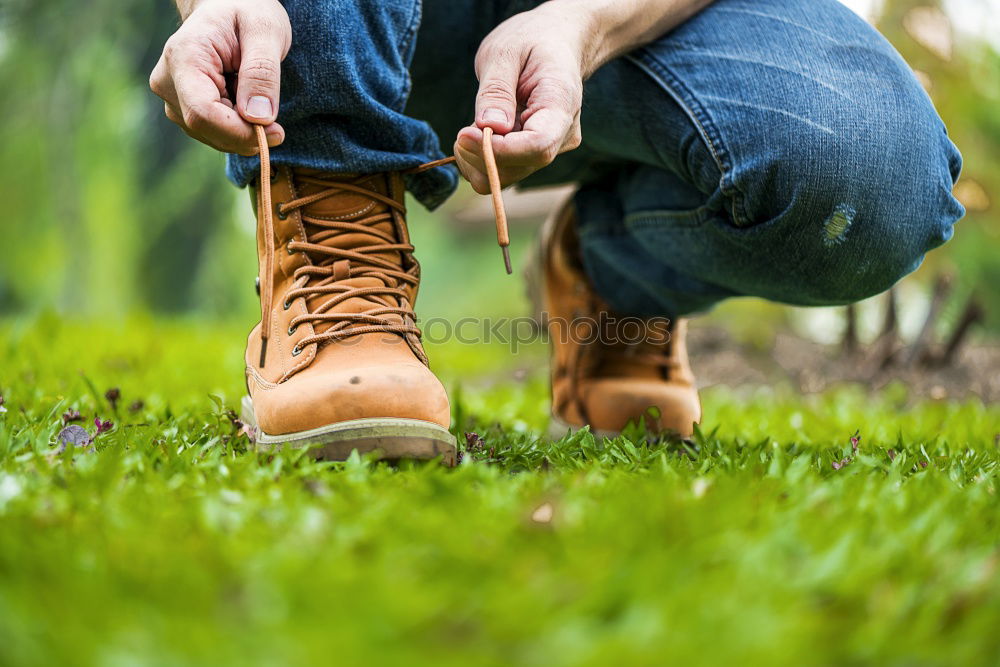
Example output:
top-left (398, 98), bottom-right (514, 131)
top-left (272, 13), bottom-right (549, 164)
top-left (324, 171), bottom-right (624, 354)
top-left (1, 315), bottom-right (999, 666)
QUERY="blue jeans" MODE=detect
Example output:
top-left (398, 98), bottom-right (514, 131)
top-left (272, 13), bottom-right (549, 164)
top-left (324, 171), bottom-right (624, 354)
top-left (228, 0), bottom-right (964, 317)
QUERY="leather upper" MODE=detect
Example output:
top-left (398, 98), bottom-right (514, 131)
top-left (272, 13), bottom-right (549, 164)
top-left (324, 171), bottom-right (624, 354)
top-left (541, 197), bottom-right (701, 437)
top-left (245, 167), bottom-right (450, 435)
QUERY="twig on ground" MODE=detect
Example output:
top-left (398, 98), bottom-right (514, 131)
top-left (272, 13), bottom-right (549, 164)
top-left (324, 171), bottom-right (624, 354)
top-left (935, 296), bottom-right (985, 366)
top-left (906, 273), bottom-right (952, 368)
top-left (842, 303), bottom-right (858, 356)
top-left (875, 288), bottom-right (899, 369)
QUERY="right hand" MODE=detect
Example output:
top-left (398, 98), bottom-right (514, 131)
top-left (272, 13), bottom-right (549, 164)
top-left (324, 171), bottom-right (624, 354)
top-left (150, 0), bottom-right (291, 156)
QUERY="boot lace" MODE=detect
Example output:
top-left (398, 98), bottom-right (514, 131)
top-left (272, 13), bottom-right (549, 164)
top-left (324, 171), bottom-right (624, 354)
top-left (253, 125), bottom-right (509, 367)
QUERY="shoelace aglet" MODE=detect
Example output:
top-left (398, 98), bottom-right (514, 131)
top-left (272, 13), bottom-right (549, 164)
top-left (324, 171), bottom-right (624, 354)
top-left (481, 127), bottom-right (511, 276)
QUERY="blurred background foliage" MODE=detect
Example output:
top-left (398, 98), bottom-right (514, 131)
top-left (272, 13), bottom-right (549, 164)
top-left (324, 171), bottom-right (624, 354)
top-left (0, 0), bottom-right (996, 337)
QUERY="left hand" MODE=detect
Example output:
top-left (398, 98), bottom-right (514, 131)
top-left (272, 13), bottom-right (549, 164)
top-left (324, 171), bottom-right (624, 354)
top-left (453, 4), bottom-right (591, 194)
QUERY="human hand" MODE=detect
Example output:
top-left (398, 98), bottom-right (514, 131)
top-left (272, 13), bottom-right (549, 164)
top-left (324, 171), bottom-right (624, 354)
top-left (453, 3), bottom-right (592, 193)
top-left (149, 0), bottom-right (291, 155)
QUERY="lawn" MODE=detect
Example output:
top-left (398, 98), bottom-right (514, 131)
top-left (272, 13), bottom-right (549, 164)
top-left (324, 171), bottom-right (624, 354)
top-left (1, 316), bottom-right (998, 665)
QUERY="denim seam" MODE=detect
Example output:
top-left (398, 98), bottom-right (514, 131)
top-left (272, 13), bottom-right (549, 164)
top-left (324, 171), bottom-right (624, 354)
top-left (624, 51), bottom-right (751, 227)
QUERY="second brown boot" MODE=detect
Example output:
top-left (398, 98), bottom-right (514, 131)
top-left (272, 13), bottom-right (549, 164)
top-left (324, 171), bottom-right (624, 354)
top-left (537, 196), bottom-right (701, 439)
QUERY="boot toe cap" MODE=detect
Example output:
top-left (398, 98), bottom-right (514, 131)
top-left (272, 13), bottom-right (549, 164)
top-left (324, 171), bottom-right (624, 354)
top-left (248, 362), bottom-right (451, 436)
top-left (580, 378), bottom-right (701, 437)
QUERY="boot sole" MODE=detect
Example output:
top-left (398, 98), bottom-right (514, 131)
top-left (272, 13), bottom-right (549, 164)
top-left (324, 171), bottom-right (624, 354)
top-left (240, 396), bottom-right (457, 466)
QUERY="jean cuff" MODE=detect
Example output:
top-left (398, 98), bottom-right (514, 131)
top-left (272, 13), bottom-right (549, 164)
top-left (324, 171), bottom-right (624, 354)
top-left (226, 155), bottom-right (459, 211)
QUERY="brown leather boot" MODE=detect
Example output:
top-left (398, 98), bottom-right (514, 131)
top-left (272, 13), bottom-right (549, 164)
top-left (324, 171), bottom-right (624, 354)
top-left (539, 197), bottom-right (701, 439)
top-left (239, 161), bottom-right (456, 464)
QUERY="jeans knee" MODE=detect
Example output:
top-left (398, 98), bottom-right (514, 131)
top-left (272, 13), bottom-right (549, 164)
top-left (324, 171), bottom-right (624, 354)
top-left (752, 121), bottom-right (964, 306)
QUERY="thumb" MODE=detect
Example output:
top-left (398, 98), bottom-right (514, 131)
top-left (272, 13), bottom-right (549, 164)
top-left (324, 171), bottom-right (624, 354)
top-left (474, 50), bottom-right (521, 134)
top-left (235, 25), bottom-right (285, 125)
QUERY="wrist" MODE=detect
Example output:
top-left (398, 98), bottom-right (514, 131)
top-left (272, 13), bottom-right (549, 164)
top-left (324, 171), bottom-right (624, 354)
top-left (175, 0), bottom-right (210, 20)
top-left (540, 0), bottom-right (635, 77)
top-left (542, 0), bottom-right (713, 77)
top-left (175, 0), bottom-right (250, 21)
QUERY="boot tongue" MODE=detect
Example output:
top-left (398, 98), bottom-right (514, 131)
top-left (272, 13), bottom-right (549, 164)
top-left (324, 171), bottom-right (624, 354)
top-left (295, 170), bottom-right (394, 218)
top-left (293, 171), bottom-right (409, 334)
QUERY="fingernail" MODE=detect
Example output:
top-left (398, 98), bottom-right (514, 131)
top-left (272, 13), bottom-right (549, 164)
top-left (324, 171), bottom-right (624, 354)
top-left (246, 96), bottom-right (273, 119)
top-left (483, 108), bottom-right (507, 125)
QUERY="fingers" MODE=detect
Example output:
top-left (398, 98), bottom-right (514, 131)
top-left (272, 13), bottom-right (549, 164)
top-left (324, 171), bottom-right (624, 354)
top-left (164, 100), bottom-right (284, 155)
top-left (149, 55), bottom-right (175, 106)
top-left (453, 129), bottom-right (534, 194)
top-left (474, 49), bottom-right (522, 134)
top-left (462, 108), bottom-right (576, 166)
top-left (460, 52), bottom-right (584, 189)
top-left (148, 2), bottom-right (291, 154)
top-left (235, 16), bottom-right (287, 125)
top-left (152, 49), bottom-right (286, 153)
top-left (453, 133), bottom-right (491, 194)
top-left (453, 106), bottom-right (580, 193)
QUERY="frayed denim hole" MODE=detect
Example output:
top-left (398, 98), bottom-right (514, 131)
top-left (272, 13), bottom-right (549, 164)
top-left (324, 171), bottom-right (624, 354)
top-left (821, 204), bottom-right (856, 247)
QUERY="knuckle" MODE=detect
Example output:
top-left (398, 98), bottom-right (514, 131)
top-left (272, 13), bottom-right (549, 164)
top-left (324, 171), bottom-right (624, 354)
top-left (149, 71), bottom-right (165, 96)
top-left (541, 143), bottom-right (559, 164)
top-left (248, 13), bottom-right (276, 33)
top-left (240, 57), bottom-right (280, 85)
top-left (477, 43), bottom-right (516, 67)
top-left (182, 104), bottom-right (209, 131)
top-left (162, 35), bottom-right (188, 62)
top-left (251, 14), bottom-right (283, 38)
top-left (477, 80), bottom-right (516, 105)
top-left (249, 3), bottom-right (290, 31)
top-left (566, 127), bottom-right (582, 150)
top-left (473, 44), bottom-right (495, 74)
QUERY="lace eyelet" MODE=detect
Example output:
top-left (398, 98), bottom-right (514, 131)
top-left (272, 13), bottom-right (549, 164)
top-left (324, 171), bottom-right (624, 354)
top-left (276, 203), bottom-right (288, 220)
top-left (291, 344), bottom-right (302, 357)
top-left (287, 324), bottom-right (297, 336)
top-left (287, 242), bottom-right (294, 255)
top-left (254, 277), bottom-right (260, 296)
top-left (282, 299), bottom-right (292, 311)
top-left (270, 167), bottom-right (278, 183)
